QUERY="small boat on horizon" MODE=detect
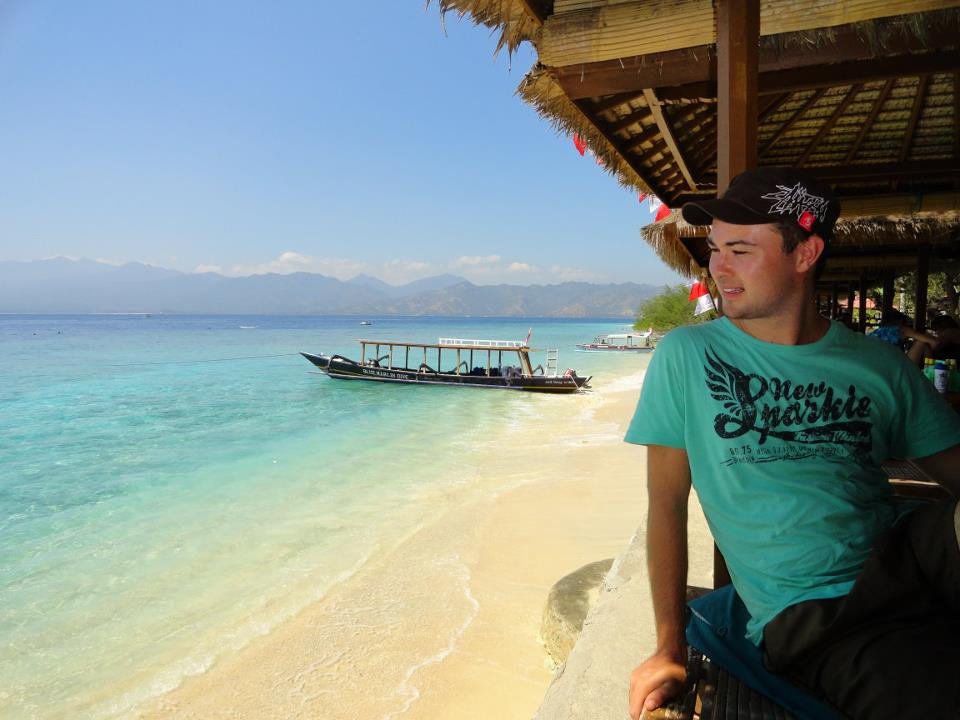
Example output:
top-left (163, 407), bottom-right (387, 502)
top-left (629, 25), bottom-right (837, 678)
top-left (302, 335), bottom-right (590, 393)
top-left (359, 320), bottom-right (373, 326)
top-left (576, 330), bottom-right (657, 353)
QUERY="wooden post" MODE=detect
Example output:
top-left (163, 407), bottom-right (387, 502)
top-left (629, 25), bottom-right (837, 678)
top-left (882, 273), bottom-right (896, 317)
top-left (859, 272), bottom-right (868, 332)
top-left (713, 0), bottom-right (758, 589)
top-left (916, 244), bottom-right (930, 332)
top-left (716, 0), bottom-right (759, 192)
top-left (830, 283), bottom-right (839, 319)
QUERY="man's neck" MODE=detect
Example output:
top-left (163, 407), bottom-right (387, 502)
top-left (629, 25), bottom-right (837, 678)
top-left (728, 306), bottom-right (831, 346)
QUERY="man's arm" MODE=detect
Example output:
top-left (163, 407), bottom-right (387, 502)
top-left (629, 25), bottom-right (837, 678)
top-left (912, 442), bottom-right (960, 496)
top-left (628, 444), bottom-right (693, 720)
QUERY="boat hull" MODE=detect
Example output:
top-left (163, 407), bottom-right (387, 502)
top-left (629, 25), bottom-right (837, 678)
top-left (575, 344), bottom-right (654, 353)
top-left (301, 353), bottom-right (589, 392)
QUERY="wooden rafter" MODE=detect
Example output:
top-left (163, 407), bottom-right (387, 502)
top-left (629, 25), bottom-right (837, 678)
top-left (797, 85), bottom-right (861, 166)
top-left (844, 78), bottom-right (894, 163)
top-left (571, 98), bottom-right (661, 195)
top-left (644, 88), bottom-right (698, 190)
top-left (955, 73), bottom-right (960, 167)
top-left (689, 92), bottom-right (785, 179)
top-left (592, 92), bottom-right (643, 114)
top-left (607, 107), bottom-right (651, 133)
top-left (759, 89), bottom-right (825, 157)
top-left (900, 75), bottom-right (931, 163)
top-left (625, 123), bottom-right (663, 151)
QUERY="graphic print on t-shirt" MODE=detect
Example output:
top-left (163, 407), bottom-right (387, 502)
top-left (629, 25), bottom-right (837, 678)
top-left (703, 348), bottom-right (874, 466)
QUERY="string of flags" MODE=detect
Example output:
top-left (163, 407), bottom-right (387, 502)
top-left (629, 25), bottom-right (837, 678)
top-left (688, 281), bottom-right (717, 316)
top-left (571, 133), bottom-right (671, 221)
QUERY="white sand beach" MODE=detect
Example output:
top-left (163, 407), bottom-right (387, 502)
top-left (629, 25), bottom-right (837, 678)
top-left (137, 360), bottom-right (704, 720)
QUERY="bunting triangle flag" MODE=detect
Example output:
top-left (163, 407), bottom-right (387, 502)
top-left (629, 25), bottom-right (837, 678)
top-left (649, 196), bottom-right (671, 222)
top-left (689, 281), bottom-right (716, 315)
top-left (638, 193), bottom-right (647, 203)
top-left (572, 133), bottom-right (587, 156)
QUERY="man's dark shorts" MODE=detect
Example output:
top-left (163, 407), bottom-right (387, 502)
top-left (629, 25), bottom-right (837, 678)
top-left (762, 499), bottom-right (960, 719)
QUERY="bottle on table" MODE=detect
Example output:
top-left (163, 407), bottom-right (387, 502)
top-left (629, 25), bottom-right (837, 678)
top-left (934, 361), bottom-right (948, 394)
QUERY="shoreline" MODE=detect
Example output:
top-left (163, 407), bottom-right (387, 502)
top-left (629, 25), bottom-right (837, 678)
top-left (136, 361), bottom-right (653, 720)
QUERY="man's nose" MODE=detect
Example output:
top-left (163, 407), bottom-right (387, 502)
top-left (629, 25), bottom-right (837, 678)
top-left (709, 250), bottom-right (728, 277)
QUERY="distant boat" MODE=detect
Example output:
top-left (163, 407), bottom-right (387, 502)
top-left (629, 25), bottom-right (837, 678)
top-left (576, 331), bottom-right (657, 353)
top-left (359, 320), bottom-right (373, 326)
top-left (302, 335), bottom-right (590, 392)
top-left (239, 325), bottom-right (257, 329)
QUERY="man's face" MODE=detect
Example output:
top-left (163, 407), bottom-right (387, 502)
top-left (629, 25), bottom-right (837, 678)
top-left (707, 219), bottom-right (800, 322)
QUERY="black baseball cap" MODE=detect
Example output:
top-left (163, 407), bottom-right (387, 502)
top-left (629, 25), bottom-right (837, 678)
top-left (681, 167), bottom-right (841, 240)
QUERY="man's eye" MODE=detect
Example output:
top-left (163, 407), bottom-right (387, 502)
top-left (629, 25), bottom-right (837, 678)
top-left (732, 250), bottom-right (747, 256)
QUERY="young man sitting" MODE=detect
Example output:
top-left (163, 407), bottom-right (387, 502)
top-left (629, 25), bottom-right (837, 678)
top-left (625, 167), bottom-right (960, 720)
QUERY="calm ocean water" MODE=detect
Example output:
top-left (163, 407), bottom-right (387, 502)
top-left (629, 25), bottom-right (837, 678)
top-left (0, 314), bottom-right (642, 718)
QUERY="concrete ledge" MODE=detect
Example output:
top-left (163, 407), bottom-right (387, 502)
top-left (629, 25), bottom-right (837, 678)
top-left (535, 496), bottom-right (712, 720)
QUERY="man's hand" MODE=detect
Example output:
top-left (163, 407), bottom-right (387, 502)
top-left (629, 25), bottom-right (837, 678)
top-left (628, 648), bottom-right (687, 720)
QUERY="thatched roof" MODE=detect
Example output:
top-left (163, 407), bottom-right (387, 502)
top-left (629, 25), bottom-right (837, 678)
top-left (431, 0), bottom-right (547, 54)
top-left (641, 211), bottom-right (960, 280)
top-left (444, 0), bottom-right (960, 272)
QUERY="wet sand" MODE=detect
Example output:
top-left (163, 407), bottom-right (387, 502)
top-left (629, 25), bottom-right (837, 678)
top-left (137, 364), bottom-right (655, 720)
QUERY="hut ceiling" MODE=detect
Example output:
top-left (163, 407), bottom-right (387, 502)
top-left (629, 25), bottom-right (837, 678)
top-left (448, 1), bottom-right (960, 208)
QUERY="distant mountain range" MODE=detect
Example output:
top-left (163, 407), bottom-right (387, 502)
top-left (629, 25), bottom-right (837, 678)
top-left (0, 258), bottom-right (662, 317)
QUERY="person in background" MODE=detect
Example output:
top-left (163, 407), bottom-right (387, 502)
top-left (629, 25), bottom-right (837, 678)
top-left (625, 167), bottom-right (960, 720)
top-left (930, 314), bottom-right (960, 358)
top-left (869, 308), bottom-right (940, 365)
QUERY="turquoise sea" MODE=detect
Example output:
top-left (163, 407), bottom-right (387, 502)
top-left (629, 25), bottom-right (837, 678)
top-left (0, 315), bottom-right (643, 719)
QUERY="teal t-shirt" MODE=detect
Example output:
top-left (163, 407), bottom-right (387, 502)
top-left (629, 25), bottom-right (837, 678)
top-left (625, 317), bottom-right (960, 644)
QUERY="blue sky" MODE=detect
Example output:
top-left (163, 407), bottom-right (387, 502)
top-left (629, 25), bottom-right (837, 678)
top-left (0, 2), bottom-right (683, 287)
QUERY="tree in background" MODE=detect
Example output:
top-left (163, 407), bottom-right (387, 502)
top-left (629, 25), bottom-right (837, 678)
top-left (634, 284), bottom-right (715, 332)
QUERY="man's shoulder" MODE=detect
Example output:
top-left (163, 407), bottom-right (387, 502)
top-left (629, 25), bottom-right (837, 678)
top-left (660, 319), bottom-right (726, 347)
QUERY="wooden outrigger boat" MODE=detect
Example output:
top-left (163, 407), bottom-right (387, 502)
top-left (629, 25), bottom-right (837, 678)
top-left (576, 331), bottom-right (656, 353)
top-left (301, 336), bottom-right (590, 392)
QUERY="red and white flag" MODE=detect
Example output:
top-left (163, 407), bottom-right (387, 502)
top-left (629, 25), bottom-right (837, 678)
top-left (572, 133), bottom-right (587, 156)
top-left (688, 281), bottom-right (716, 316)
top-left (649, 196), bottom-right (671, 222)
top-left (638, 193), bottom-right (647, 203)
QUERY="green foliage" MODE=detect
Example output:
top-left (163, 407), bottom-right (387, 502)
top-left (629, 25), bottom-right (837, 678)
top-left (634, 284), bottom-right (715, 332)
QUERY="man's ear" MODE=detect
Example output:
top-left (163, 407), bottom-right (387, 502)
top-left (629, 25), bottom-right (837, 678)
top-left (795, 234), bottom-right (825, 273)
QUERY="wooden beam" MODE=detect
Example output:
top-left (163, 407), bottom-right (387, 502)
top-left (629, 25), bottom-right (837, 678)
top-left (844, 79), bottom-right (894, 164)
top-left (759, 50), bottom-right (959, 96)
top-left (882, 273), bottom-right (896, 316)
top-left (900, 75), bottom-right (931, 163)
top-left (813, 159), bottom-right (960, 182)
top-left (859, 272), bottom-right (868, 332)
top-left (797, 85), bottom-right (861, 166)
top-left (554, 46), bottom-right (715, 100)
top-left (643, 89), bottom-right (698, 190)
top-left (955, 73), bottom-right (960, 169)
top-left (553, 15), bottom-right (959, 101)
top-left (716, 0), bottom-right (759, 192)
top-left (916, 244), bottom-right (931, 332)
